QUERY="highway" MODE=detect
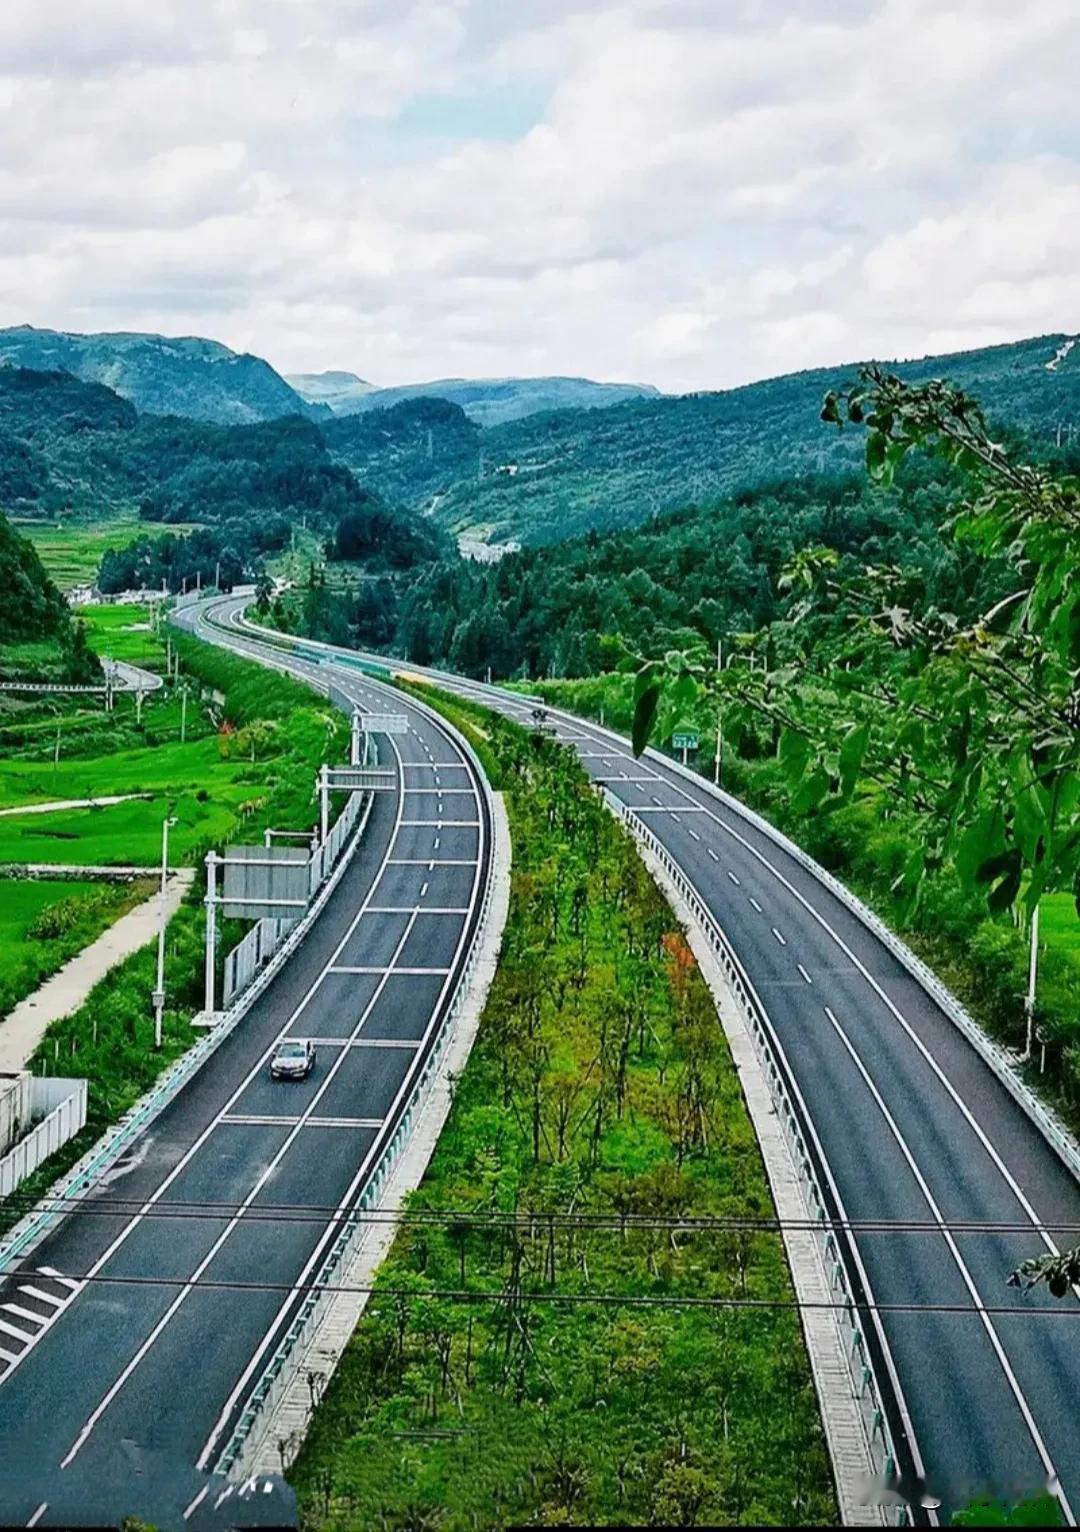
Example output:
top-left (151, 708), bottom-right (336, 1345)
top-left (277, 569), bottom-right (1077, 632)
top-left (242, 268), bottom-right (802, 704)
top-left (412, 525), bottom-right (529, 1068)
top-left (0, 597), bottom-right (493, 1529)
top-left (222, 607), bottom-right (1080, 1525)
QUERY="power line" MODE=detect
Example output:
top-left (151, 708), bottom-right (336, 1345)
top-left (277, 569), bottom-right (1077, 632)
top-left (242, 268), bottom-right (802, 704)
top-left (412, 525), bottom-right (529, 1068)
top-left (3, 1193), bottom-right (1080, 1238)
top-left (0, 1265), bottom-right (1075, 1317)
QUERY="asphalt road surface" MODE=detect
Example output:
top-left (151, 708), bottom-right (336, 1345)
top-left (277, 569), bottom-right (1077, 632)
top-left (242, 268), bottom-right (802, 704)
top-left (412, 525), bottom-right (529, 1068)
top-left (232, 610), bottom-right (1080, 1526)
top-left (0, 599), bottom-right (493, 1529)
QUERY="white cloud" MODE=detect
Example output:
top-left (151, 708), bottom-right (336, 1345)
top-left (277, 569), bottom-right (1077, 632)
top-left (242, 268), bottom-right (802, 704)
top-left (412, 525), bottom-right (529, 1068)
top-left (0, 0), bottom-right (1076, 390)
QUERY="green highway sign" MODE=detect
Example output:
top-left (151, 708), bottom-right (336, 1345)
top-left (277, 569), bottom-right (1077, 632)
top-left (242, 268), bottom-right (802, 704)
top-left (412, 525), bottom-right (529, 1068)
top-left (672, 731), bottom-right (699, 751)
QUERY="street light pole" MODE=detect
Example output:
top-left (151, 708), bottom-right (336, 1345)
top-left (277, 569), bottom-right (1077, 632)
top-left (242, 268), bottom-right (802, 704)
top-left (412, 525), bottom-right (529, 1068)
top-left (1022, 903), bottom-right (1040, 1062)
top-left (152, 815), bottom-right (177, 1048)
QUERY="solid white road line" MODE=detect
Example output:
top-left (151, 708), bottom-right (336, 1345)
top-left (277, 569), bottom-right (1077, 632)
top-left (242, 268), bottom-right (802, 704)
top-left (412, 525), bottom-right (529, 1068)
top-left (60, 906), bottom-right (425, 1471)
top-left (1, 1305), bottom-right (43, 1328)
top-left (38, 1268), bottom-right (80, 1291)
top-left (18, 1285), bottom-right (64, 1309)
top-left (183, 1485), bottom-right (209, 1520)
top-left (821, 1005), bottom-right (1073, 1525)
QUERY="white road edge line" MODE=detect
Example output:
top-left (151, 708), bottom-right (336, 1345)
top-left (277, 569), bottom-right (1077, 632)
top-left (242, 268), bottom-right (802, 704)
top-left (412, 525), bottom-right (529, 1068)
top-left (821, 1004), bottom-right (1073, 1526)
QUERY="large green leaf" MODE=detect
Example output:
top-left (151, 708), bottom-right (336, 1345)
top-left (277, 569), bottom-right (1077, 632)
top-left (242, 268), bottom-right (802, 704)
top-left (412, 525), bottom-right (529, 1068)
top-left (955, 808), bottom-right (1007, 889)
top-left (632, 682), bottom-right (661, 758)
top-left (778, 727), bottom-right (812, 787)
top-left (791, 765), bottom-right (830, 815)
top-left (837, 722), bottom-right (870, 799)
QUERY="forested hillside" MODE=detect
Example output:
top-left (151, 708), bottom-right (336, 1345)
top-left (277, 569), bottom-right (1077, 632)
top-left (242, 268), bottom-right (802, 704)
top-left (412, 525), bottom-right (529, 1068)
top-left (281, 455), bottom-right (1018, 678)
top-left (0, 513), bottom-right (99, 680)
top-left (0, 325), bottom-right (320, 425)
top-left (0, 368), bottom-right (449, 591)
top-left (431, 333), bottom-right (1080, 545)
top-left (5, 330), bottom-right (1076, 558)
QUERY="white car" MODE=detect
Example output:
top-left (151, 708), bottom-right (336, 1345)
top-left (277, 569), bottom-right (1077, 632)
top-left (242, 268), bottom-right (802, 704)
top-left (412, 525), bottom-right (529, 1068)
top-left (270, 1039), bottom-right (316, 1080)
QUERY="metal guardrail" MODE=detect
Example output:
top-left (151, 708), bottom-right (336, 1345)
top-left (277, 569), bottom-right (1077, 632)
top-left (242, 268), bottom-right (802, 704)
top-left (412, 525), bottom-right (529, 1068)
top-left (0, 792), bottom-right (375, 1276)
top-left (604, 789), bottom-right (907, 1523)
top-left (647, 748), bottom-right (1080, 1192)
top-left (213, 683), bottom-right (500, 1480)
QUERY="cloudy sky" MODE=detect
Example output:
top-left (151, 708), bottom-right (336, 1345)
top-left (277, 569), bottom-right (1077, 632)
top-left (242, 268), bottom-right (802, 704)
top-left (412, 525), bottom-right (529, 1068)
top-left (1, 0), bottom-right (1077, 392)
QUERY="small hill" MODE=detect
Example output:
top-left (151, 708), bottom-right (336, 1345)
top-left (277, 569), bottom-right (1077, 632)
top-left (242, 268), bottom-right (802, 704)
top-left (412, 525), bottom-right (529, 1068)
top-left (322, 397), bottom-right (482, 512)
top-left (0, 511), bottom-right (70, 643)
top-left (310, 374), bottom-right (661, 426)
top-left (0, 511), bottom-right (100, 684)
top-left (286, 371), bottom-right (378, 413)
top-left (0, 325), bottom-right (322, 426)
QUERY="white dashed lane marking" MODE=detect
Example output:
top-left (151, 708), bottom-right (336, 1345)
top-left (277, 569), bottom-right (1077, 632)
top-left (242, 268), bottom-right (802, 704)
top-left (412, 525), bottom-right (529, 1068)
top-left (748, 897), bottom-right (762, 913)
top-left (772, 927), bottom-right (787, 947)
top-left (707, 848), bottom-right (719, 862)
top-left (798, 964), bottom-right (813, 985)
top-left (727, 871), bottom-right (740, 886)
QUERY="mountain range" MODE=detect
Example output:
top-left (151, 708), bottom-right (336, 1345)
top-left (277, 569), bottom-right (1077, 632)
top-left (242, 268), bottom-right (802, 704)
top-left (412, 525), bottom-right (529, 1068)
top-left (0, 329), bottom-right (1076, 556)
top-left (0, 325), bottom-right (326, 426)
top-left (0, 326), bottom-right (658, 431)
top-left (289, 372), bottom-right (661, 426)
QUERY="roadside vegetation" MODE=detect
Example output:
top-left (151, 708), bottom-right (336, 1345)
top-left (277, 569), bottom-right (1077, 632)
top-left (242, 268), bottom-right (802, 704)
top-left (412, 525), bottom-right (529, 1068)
top-left (0, 877), bottom-right (153, 1022)
top-left (291, 689), bottom-right (834, 1529)
top-left (0, 633), bottom-right (349, 1230)
top-left (17, 517), bottom-right (197, 592)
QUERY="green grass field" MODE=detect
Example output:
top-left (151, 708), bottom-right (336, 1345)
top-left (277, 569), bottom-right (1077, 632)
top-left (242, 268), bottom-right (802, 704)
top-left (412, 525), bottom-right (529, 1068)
top-left (0, 734), bottom-right (255, 809)
top-left (0, 787), bottom-right (263, 867)
top-left (17, 518), bottom-right (201, 590)
top-left (0, 735), bottom-right (273, 866)
top-left (1041, 893), bottom-right (1080, 973)
top-left (79, 602), bottom-right (167, 669)
top-left (0, 876), bottom-right (148, 1017)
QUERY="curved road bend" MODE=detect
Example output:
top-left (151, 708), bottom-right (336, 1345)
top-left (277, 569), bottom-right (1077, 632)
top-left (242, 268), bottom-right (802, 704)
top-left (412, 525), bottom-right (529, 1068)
top-left (232, 612), bottom-right (1080, 1524)
top-left (0, 597), bottom-right (493, 1530)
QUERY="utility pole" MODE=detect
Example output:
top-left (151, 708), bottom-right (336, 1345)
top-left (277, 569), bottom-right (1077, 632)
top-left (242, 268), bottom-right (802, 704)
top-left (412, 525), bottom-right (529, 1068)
top-left (318, 764), bottom-right (330, 843)
top-left (180, 685), bottom-right (189, 744)
top-left (1022, 903), bottom-right (1040, 1062)
top-left (204, 852), bottom-right (218, 1017)
top-left (714, 706), bottom-right (723, 788)
top-left (153, 816), bottom-right (177, 1048)
top-left (53, 723), bottom-right (61, 774)
top-left (214, 560), bottom-right (220, 590)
